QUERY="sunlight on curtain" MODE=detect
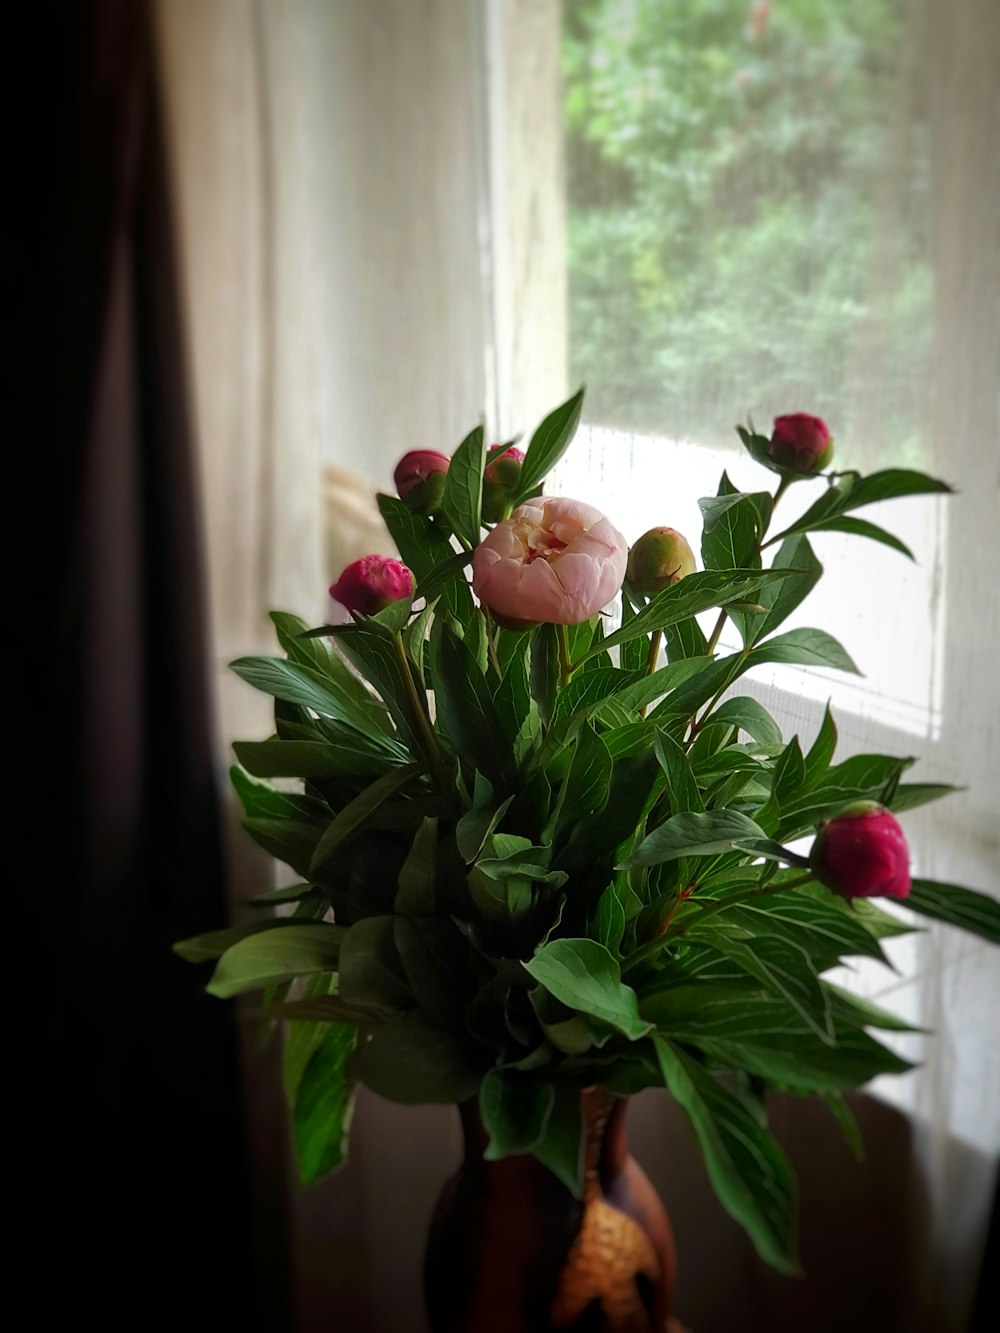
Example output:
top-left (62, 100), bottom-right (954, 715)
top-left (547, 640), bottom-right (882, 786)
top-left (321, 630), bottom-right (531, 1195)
top-left (556, 0), bottom-right (998, 1319)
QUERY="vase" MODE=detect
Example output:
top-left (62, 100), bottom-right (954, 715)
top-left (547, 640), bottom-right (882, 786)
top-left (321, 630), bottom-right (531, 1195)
top-left (424, 1088), bottom-right (678, 1333)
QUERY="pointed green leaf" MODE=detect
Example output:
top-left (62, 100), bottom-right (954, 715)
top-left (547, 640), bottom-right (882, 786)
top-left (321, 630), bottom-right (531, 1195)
top-left (906, 879), bottom-right (1000, 945)
top-left (310, 763), bottom-right (423, 873)
top-left (523, 938), bottom-right (651, 1040)
top-left (479, 1069), bottom-right (555, 1159)
top-left (293, 1022), bottom-right (358, 1183)
top-left (626, 810), bottom-right (768, 867)
top-left (654, 1038), bottom-right (798, 1273)
top-left (206, 923), bottom-right (345, 998)
top-left (512, 388), bottom-right (586, 502)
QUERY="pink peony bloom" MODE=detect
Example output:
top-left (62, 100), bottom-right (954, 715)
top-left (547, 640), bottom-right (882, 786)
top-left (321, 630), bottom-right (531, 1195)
top-left (769, 413), bottom-right (834, 474)
top-left (810, 801), bottom-right (911, 900)
top-left (330, 555), bottom-right (415, 616)
top-left (472, 497), bottom-right (628, 626)
top-left (394, 450), bottom-right (450, 513)
top-left (626, 527), bottom-right (697, 596)
top-left (482, 443), bottom-right (526, 523)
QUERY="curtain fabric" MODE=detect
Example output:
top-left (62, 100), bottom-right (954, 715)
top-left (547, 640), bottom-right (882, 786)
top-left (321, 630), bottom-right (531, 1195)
top-left (20, 1), bottom-right (267, 1325)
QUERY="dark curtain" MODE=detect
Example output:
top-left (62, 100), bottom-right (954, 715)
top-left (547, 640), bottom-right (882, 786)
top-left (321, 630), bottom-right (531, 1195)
top-left (15, 2), bottom-right (270, 1327)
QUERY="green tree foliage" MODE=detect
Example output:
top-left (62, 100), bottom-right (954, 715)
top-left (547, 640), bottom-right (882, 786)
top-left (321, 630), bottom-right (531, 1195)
top-left (563, 0), bottom-right (933, 456)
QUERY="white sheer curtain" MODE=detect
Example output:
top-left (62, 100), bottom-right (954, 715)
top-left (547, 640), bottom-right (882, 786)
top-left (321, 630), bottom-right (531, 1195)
top-left (156, 0), bottom-right (996, 1327)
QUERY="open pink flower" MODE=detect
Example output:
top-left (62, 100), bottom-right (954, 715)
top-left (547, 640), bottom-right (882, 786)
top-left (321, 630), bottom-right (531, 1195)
top-left (330, 555), bottom-right (414, 616)
top-left (810, 801), bottom-right (911, 900)
top-left (472, 497), bottom-right (627, 626)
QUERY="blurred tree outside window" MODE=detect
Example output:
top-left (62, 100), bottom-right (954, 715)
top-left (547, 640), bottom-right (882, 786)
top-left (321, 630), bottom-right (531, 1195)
top-left (563, 0), bottom-right (933, 466)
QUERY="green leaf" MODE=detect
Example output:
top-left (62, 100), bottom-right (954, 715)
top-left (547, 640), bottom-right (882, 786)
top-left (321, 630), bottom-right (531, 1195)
top-left (804, 703), bottom-right (838, 787)
top-left (906, 879), bottom-right (1000, 945)
top-left (395, 817), bottom-right (438, 913)
top-left (768, 470), bottom-right (953, 546)
top-left (808, 515), bottom-right (915, 560)
top-left (703, 697), bottom-right (783, 748)
top-left (699, 480), bottom-right (770, 573)
top-left (443, 425), bottom-right (486, 550)
top-left (889, 783), bottom-right (961, 813)
top-left (576, 570), bottom-right (797, 665)
top-left (339, 916), bottom-right (413, 1016)
top-left (229, 764), bottom-right (328, 823)
top-left (395, 916), bottom-right (475, 1028)
top-left (697, 927), bottom-right (833, 1044)
top-left (552, 722), bottom-right (612, 835)
top-left (523, 938), bottom-right (651, 1040)
top-left (310, 763), bottom-right (423, 873)
top-left (531, 1080), bottom-right (584, 1196)
top-left (594, 880), bottom-right (627, 954)
top-left (479, 1069), bottom-right (555, 1159)
top-left (233, 740), bottom-right (389, 780)
top-left (271, 612), bottom-right (378, 715)
top-left (732, 533), bottom-right (822, 647)
top-left (293, 1022), bottom-right (358, 1183)
top-left (654, 1038), bottom-right (798, 1273)
top-left (600, 658), bottom-right (710, 716)
top-left (435, 625), bottom-right (515, 787)
top-left (377, 493), bottom-right (473, 621)
top-left (626, 810), bottom-right (768, 867)
top-left (282, 972), bottom-right (338, 1100)
top-left (410, 551), bottom-right (474, 605)
top-left (206, 923), bottom-right (345, 999)
top-left (750, 627), bottom-right (860, 674)
top-left (174, 917), bottom-right (308, 963)
top-left (551, 667), bottom-right (638, 725)
top-left (654, 729), bottom-right (704, 816)
top-left (230, 657), bottom-right (395, 749)
top-left (512, 388), bottom-right (586, 502)
top-left (240, 817), bottom-right (322, 878)
top-left (351, 1017), bottom-right (484, 1104)
top-left (456, 786), bottom-right (515, 863)
top-left (530, 623), bottom-right (561, 727)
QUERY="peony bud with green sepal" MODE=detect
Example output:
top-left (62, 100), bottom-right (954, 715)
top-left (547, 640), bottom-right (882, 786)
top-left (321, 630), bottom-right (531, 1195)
top-left (625, 527), bottom-right (697, 597)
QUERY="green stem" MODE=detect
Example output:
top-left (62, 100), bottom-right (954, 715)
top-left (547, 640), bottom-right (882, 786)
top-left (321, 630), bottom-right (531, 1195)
top-left (704, 610), bottom-right (727, 658)
top-left (392, 632), bottom-right (451, 794)
top-left (638, 629), bottom-right (663, 719)
top-left (557, 622), bottom-right (574, 687)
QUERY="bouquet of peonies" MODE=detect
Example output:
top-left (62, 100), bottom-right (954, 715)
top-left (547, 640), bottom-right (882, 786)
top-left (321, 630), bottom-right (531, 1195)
top-left (177, 393), bottom-right (998, 1272)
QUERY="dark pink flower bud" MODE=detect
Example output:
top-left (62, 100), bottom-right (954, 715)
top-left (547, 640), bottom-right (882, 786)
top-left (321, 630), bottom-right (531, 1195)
top-left (810, 801), bottom-right (911, 900)
top-left (393, 450), bottom-right (450, 513)
top-left (482, 443), bottom-right (526, 522)
top-left (330, 555), bottom-right (415, 616)
top-left (768, 413), bottom-right (834, 475)
top-left (625, 527), bottom-right (697, 596)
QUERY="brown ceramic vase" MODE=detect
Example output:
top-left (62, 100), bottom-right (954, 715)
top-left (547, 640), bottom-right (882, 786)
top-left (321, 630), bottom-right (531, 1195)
top-left (424, 1089), bottom-right (678, 1333)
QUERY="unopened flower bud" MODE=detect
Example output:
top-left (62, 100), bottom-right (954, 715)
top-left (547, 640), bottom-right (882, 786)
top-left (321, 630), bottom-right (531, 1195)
top-left (768, 413), bottom-right (834, 475)
top-left (481, 444), bottom-right (526, 523)
top-left (330, 555), bottom-right (415, 616)
top-left (810, 801), bottom-right (910, 900)
top-left (393, 450), bottom-right (450, 513)
top-left (625, 527), bottom-right (696, 596)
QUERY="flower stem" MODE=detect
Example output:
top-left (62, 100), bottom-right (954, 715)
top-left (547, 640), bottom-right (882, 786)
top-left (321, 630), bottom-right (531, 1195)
top-left (704, 610), bottom-right (727, 658)
top-left (557, 622), bottom-right (574, 687)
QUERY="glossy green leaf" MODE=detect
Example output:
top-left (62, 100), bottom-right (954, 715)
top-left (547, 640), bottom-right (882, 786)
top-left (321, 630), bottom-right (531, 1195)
top-left (310, 763), bottom-right (423, 873)
top-left (907, 879), bottom-right (1000, 945)
top-left (293, 1022), bottom-right (358, 1183)
top-left (523, 938), bottom-right (651, 1040)
top-left (512, 388), bottom-right (586, 501)
top-left (206, 923), bottom-right (345, 999)
top-left (230, 656), bottom-right (396, 748)
top-left (654, 1038), bottom-right (798, 1273)
top-left (750, 628), bottom-right (860, 674)
top-left (626, 810), bottom-right (768, 867)
top-left (443, 425), bottom-right (486, 550)
top-left (351, 1017), bottom-right (484, 1104)
top-left (479, 1069), bottom-right (555, 1159)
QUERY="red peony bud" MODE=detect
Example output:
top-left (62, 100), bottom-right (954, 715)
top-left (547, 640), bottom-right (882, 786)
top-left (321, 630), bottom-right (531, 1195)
top-left (330, 555), bottom-right (415, 616)
top-left (768, 413), bottom-right (834, 475)
top-left (625, 527), bottom-right (697, 596)
top-left (810, 801), bottom-right (911, 900)
top-left (393, 450), bottom-right (450, 513)
top-left (481, 443), bottom-right (525, 523)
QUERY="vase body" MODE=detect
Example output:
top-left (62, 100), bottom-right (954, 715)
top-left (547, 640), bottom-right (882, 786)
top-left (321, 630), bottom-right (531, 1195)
top-left (424, 1089), bottom-right (677, 1333)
